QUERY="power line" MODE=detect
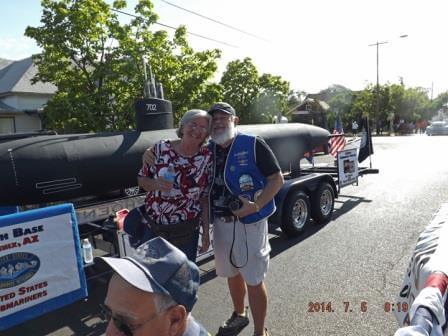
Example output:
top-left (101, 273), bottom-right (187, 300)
top-left (111, 8), bottom-right (238, 48)
top-left (158, 0), bottom-right (269, 42)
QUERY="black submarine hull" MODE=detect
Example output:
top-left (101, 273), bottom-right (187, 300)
top-left (0, 123), bottom-right (329, 206)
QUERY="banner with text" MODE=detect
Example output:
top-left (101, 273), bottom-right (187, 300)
top-left (0, 204), bottom-right (87, 330)
top-left (337, 148), bottom-right (359, 188)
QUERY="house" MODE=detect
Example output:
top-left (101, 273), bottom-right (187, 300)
top-left (0, 57), bottom-right (56, 134)
top-left (290, 96), bottom-right (330, 130)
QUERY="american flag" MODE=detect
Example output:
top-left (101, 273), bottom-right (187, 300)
top-left (329, 116), bottom-right (346, 157)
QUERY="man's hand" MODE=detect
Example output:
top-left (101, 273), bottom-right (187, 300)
top-left (143, 148), bottom-right (156, 166)
top-left (231, 196), bottom-right (259, 218)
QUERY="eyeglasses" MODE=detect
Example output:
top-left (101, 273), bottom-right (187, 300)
top-left (187, 121), bottom-right (209, 133)
top-left (100, 304), bottom-right (159, 336)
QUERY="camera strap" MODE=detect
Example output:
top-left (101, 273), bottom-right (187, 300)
top-left (229, 217), bottom-right (249, 269)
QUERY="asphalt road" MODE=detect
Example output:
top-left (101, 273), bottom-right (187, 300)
top-left (3, 134), bottom-right (448, 336)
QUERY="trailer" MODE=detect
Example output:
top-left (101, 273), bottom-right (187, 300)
top-left (0, 93), bottom-right (378, 329)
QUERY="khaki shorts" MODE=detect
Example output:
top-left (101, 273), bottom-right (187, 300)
top-left (213, 217), bottom-right (271, 286)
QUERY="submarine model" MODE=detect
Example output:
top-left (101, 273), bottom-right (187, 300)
top-left (0, 67), bottom-right (330, 206)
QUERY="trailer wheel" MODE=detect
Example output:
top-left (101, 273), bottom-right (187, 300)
top-left (311, 182), bottom-right (334, 224)
top-left (281, 190), bottom-right (310, 237)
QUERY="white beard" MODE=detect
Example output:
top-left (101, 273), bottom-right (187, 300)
top-left (211, 123), bottom-right (237, 145)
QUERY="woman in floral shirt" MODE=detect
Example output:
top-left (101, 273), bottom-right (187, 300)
top-left (125, 109), bottom-right (212, 261)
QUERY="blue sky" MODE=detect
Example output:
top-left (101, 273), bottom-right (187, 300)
top-left (1, 0), bottom-right (447, 97)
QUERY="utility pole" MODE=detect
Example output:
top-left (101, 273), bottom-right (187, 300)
top-left (368, 35), bottom-right (407, 136)
top-left (431, 82), bottom-right (434, 101)
top-left (368, 41), bottom-right (388, 135)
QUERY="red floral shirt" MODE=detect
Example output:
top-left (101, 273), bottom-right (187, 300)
top-left (139, 140), bottom-right (212, 225)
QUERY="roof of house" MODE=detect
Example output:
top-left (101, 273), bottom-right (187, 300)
top-left (291, 97), bottom-right (330, 114)
top-left (0, 100), bottom-right (20, 112)
top-left (0, 57), bottom-right (56, 95)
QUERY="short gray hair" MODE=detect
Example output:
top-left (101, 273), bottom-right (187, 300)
top-left (176, 109), bottom-right (211, 138)
top-left (152, 293), bottom-right (178, 314)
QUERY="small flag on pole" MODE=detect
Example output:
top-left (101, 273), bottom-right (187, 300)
top-left (329, 115), bottom-right (346, 157)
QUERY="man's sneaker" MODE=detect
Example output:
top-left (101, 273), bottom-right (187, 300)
top-left (216, 307), bottom-right (250, 336)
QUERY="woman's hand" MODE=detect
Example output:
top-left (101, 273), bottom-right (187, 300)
top-left (199, 230), bottom-right (210, 253)
top-left (156, 177), bottom-right (173, 192)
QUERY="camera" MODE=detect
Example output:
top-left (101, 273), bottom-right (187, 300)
top-left (228, 197), bottom-right (243, 211)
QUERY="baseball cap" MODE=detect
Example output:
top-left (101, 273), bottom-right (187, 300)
top-left (208, 102), bottom-right (236, 116)
top-left (98, 237), bottom-right (200, 312)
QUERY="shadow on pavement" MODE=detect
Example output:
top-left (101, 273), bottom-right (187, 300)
top-left (2, 270), bottom-right (111, 336)
top-left (269, 194), bottom-right (372, 259)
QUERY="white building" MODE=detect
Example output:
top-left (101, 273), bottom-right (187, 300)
top-left (0, 57), bottom-right (56, 134)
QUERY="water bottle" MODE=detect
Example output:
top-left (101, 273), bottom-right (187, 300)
top-left (82, 238), bottom-right (93, 264)
top-left (164, 163), bottom-right (176, 183)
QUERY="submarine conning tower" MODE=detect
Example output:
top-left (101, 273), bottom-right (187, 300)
top-left (134, 96), bottom-right (173, 132)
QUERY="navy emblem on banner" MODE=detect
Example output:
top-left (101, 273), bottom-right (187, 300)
top-left (0, 252), bottom-right (40, 289)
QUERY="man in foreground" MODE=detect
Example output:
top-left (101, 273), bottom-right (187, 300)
top-left (98, 236), bottom-right (210, 336)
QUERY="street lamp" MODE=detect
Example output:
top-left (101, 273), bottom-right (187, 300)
top-left (368, 34), bottom-right (408, 135)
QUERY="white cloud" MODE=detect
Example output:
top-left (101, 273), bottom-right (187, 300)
top-left (0, 36), bottom-right (40, 60)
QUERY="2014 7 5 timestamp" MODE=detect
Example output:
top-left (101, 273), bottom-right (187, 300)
top-left (308, 301), bottom-right (368, 313)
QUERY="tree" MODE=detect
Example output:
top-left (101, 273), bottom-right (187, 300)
top-left (429, 91), bottom-right (448, 119)
top-left (253, 73), bottom-right (290, 123)
top-left (26, 0), bottom-right (220, 133)
top-left (324, 85), bottom-right (355, 130)
top-left (220, 57), bottom-right (259, 123)
top-left (350, 86), bottom-right (375, 123)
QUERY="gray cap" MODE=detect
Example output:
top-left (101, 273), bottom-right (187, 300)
top-left (98, 237), bottom-right (199, 312)
top-left (208, 102), bottom-right (236, 116)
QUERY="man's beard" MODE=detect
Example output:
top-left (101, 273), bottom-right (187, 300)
top-left (211, 123), bottom-right (236, 145)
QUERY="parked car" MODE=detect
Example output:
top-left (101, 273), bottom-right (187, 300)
top-left (426, 121), bottom-right (448, 136)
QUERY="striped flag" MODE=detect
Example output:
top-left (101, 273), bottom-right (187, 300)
top-left (329, 115), bottom-right (346, 156)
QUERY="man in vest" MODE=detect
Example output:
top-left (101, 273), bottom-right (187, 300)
top-left (98, 237), bottom-right (210, 336)
top-left (208, 102), bottom-right (284, 336)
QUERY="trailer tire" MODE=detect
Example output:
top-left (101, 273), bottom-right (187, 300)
top-left (311, 182), bottom-right (334, 224)
top-left (281, 190), bottom-right (310, 237)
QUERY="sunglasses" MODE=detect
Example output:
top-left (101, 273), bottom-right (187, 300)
top-left (100, 304), bottom-right (159, 336)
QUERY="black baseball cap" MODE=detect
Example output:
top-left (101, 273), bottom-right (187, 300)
top-left (208, 102), bottom-right (236, 116)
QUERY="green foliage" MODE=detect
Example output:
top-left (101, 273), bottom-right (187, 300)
top-left (219, 58), bottom-right (290, 124)
top-left (430, 91), bottom-right (448, 117)
top-left (219, 57), bottom-right (260, 123)
top-left (253, 73), bottom-right (290, 123)
top-left (350, 83), bottom-right (433, 133)
top-left (322, 85), bottom-right (355, 129)
top-left (26, 0), bottom-right (220, 132)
